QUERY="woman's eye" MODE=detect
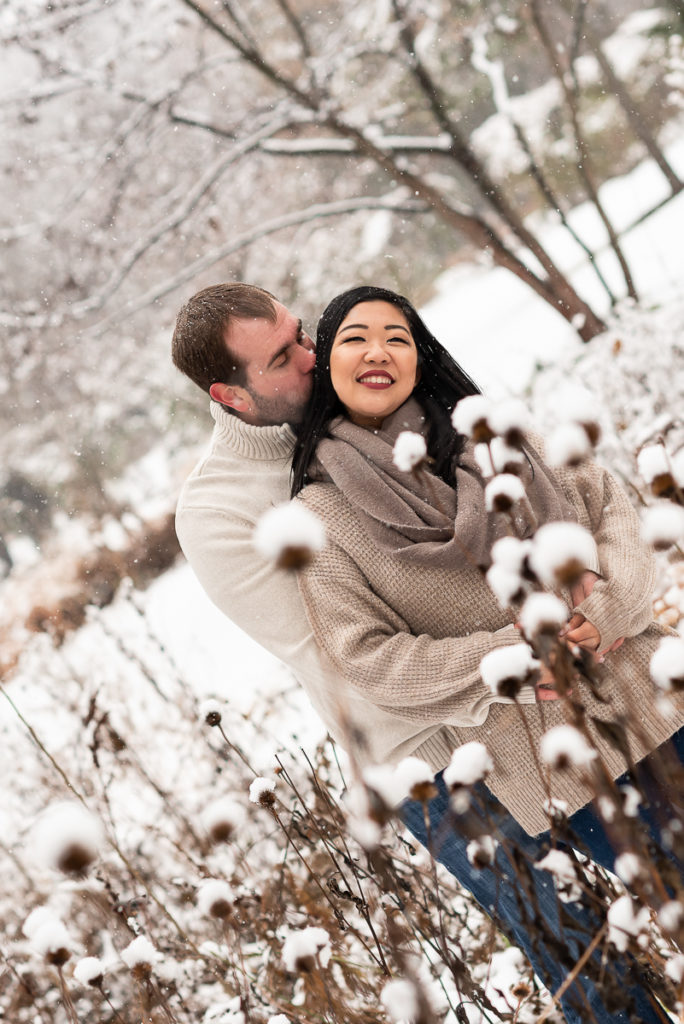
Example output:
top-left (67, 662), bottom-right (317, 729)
top-left (388, 336), bottom-right (410, 344)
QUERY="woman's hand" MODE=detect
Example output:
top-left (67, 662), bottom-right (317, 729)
top-left (561, 569), bottom-right (601, 653)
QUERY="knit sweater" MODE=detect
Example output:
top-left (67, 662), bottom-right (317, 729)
top-left (175, 402), bottom-right (453, 754)
top-left (297, 440), bottom-right (684, 835)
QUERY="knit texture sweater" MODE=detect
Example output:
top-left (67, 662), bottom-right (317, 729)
top-left (175, 402), bottom-right (452, 753)
top-left (298, 439), bottom-right (684, 835)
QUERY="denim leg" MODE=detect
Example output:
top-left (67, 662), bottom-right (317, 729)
top-left (400, 773), bottom-right (667, 1024)
top-left (563, 725), bottom-right (684, 877)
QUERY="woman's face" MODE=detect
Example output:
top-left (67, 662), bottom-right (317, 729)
top-left (329, 301), bottom-right (420, 429)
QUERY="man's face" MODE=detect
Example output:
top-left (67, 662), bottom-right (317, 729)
top-left (224, 301), bottom-right (316, 426)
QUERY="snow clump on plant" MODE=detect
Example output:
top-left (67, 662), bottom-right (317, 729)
top-left (486, 536), bottom-right (532, 607)
top-left (641, 502), bottom-right (684, 549)
top-left (73, 956), bottom-right (105, 987)
top-left (121, 935), bottom-right (159, 976)
top-left (393, 431), bottom-right (427, 472)
top-left (540, 725), bottom-right (597, 770)
top-left (281, 926), bottom-right (331, 973)
top-left (451, 395), bottom-right (494, 442)
top-left (607, 895), bottom-right (650, 952)
top-left (31, 801), bottom-right (103, 877)
top-left (201, 796), bottom-right (247, 843)
top-left (546, 421), bottom-right (591, 467)
top-left (650, 636), bottom-right (684, 691)
top-left (485, 473), bottom-right (526, 512)
top-left (381, 977), bottom-right (420, 1023)
top-left (479, 643), bottom-right (539, 698)
top-left (530, 522), bottom-right (597, 587)
top-left (614, 852), bottom-right (644, 885)
top-left (249, 777), bottom-right (276, 808)
top-left (29, 918), bottom-right (74, 967)
top-left (444, 742), bottom-right (493, 812)
top-left (536, 849), bottom-right (582, 903)
top-left (364, 757), bottom-right (436, 807)
top-left (199, 698), bottom-right (223, 727)
top-left (467, 834), bottom-right (498, 869)
top-left (197, 879), bottom-right (235, 920)
top-left (474, 437), bottom-right (525, 478)
top-left (519, 592), bottom-right (569, 641)
top-left (254, 501), bottom-right (326, 569)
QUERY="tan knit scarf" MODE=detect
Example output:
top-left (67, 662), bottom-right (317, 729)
top-left (309, 398), bottom-right (576, 569)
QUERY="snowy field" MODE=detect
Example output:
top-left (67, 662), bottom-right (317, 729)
top-left (1, 141), bottom-right (684, 1023)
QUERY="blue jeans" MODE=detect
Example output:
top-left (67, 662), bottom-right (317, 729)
top-left (400, 728), bottom-right (683, 1023)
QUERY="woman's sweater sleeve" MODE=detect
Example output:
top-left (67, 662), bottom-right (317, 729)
top-left (550, 452), bottom-right (656, 649)
top-left (297, 537), bottom-right (534, 727)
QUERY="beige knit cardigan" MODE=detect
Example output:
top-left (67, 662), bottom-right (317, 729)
top-left (298, 442), bottom-right (684, 835)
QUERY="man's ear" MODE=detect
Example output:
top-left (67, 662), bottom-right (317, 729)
top-left (209, 381), bottom-right (251, 412)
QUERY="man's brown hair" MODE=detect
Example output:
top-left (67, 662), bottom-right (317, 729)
top-left (171, 283), bottom-right (277, 395)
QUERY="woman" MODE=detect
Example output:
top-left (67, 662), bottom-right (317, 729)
top-left (291, 285), bottom-right (683, 1022)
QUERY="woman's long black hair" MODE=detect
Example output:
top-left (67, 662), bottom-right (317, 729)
top-left (290, 285), bottom-right (481, 497)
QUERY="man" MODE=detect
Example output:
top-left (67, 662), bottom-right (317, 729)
top-left (172, 282), bottom-right (663, 1024)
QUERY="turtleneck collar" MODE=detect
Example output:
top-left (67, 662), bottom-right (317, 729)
top-left (210, 401), bottom-right (296, 461)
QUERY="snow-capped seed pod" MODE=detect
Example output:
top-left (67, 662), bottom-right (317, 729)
top-left (666, 954), bottom-right (684, 986)
top-left (451, 395), bottom-right (494, 443)
top-left (73, 956), bottom-right (105, 988)
top-left (650, 636), bottom-right (684, 692)
top-left (484, 473), bottom-right (526, 512)
top-left (672, 448), bottom-right (684, 489)
top-left (479, 643), bottom-right (539, 699)
top-left (543, 797), bottom-right (568, 824)
top-left (201, 796), bottom-right (247, 843)
top-left (641, 503), bottom-right (684, 550)
top-left (475, 439), bottom-right (525, 479)
top-left (199, 699), bottom-right (222, 727)
top-left (637, 445), bottom-right (676, 499)
top-left (248, 777), bottom-right (276, 808)
top-left (540, 724), bottom-right (597, 770)
top-left (519, 592), bottom-right (569, 641)
top-left (658, 900), bottom-right (683, 936)
top-left (394, 756), bottom-right (437, 803)
top-left (32, 801), bottom-right (103, 877)
top-left (486, 562), bottom-right (526, 607)
top-left (607, 895), bottom-right (650, 952)
top-left (546, 422), bottom-right (591, 467)
top-left (392, 431), bottom-right (428, 473)
top-left (197, 879), bottom-right (235, 920)
top-left (530, 522), bottom-right (597, 588)
top-left (32, 920), bottom-right (73, 967)
top-left (121, 935), bottom-right (158, 979)
top-left (614, 852), bottom-right (644, 885)
top-left (381, 978), bottom-right (420, 1024)
top-left (466, 834), bottom-right (498, 869)
top-left (444, 742), bottom-right (493, 814)
top-left (281, 926), bottom-right (331, 973)
top-left (444, 742), bottom-right (493, 788)
top-left (620, 785), bottom-right (641, 818)
top-left (253, 501), bottom-right (326, 570)
top-left (535, 849), bottom-right (582, 902)
top-left (488, 398), bottom-right (530, 448)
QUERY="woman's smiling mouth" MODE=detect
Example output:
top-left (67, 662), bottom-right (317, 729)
top-left (356, 371), bottom-right (395, 389)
